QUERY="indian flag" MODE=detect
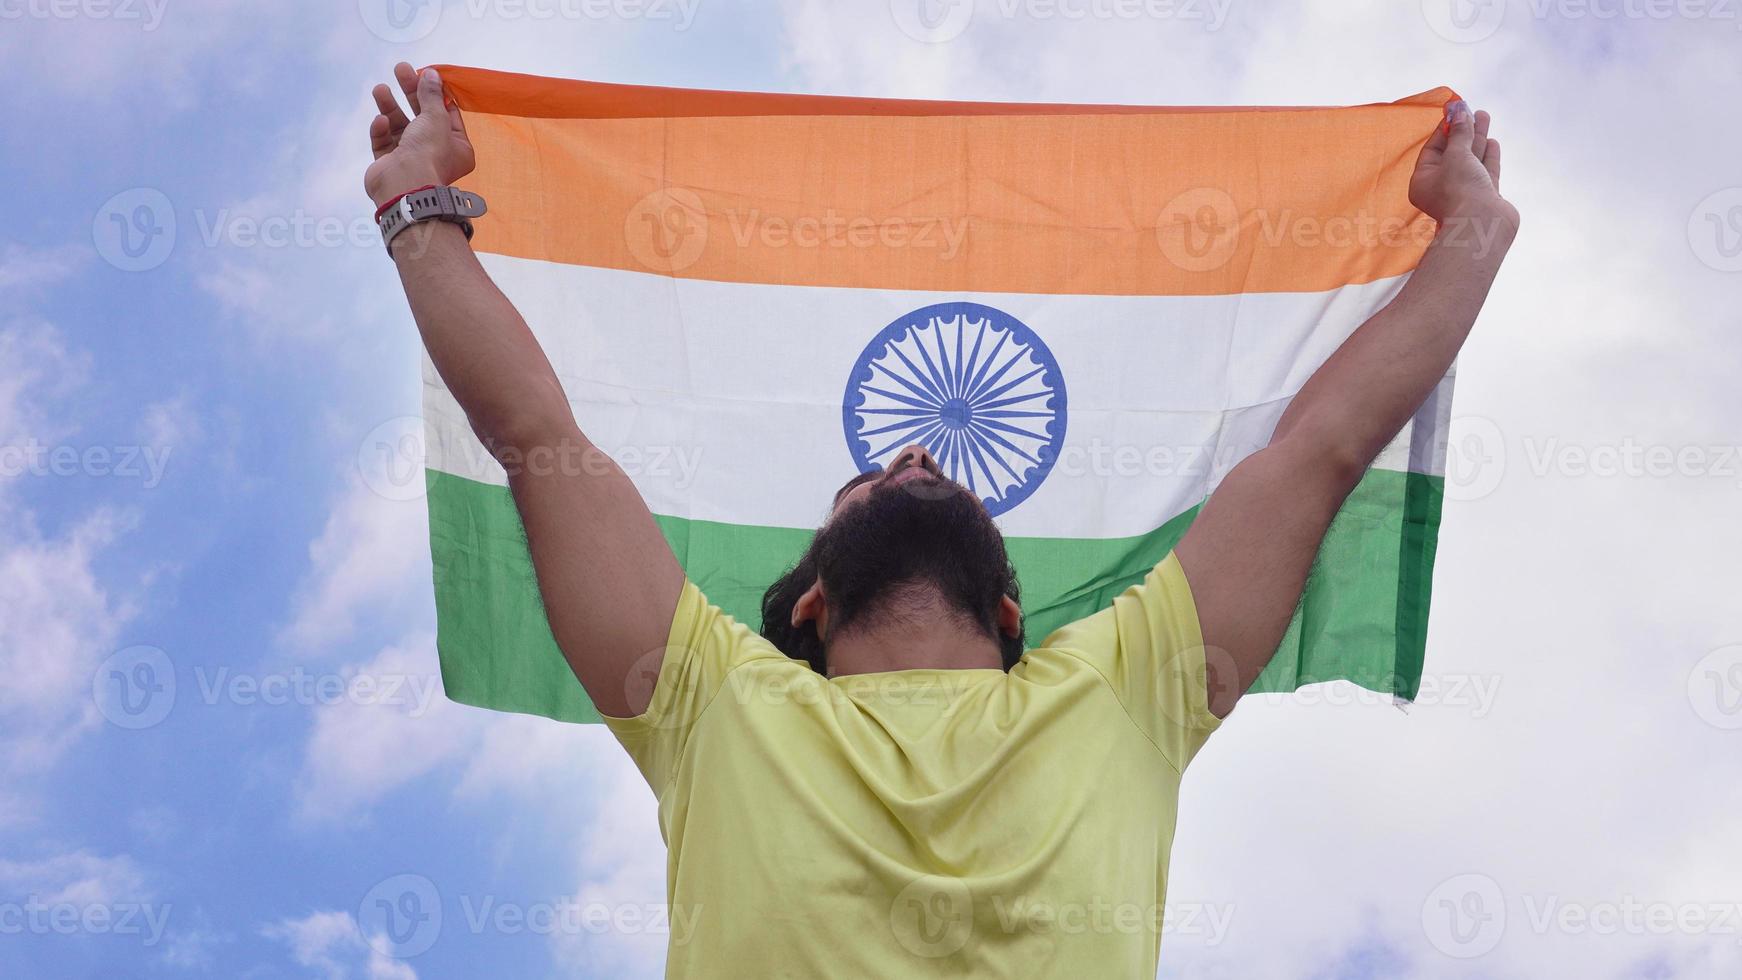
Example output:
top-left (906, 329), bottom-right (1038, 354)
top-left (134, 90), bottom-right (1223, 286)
top-left (421, 65), bottom-right (1456, 724)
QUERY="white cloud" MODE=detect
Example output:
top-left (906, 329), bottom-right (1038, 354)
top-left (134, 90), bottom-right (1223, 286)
top-left (0, 244), bottom-right (81, 298)
top-left (0, 0), bottom-right (276, 109)
top-left (0, 320), bottom-right (137, 790)
top-left (279, 477), bottom-right (430, 655)
top-left (0, 849), bottom-right (149, 907)
top-left (136, 394), bottom-right (200, 458)
top-left (0, 320), bottom-right (87, 456)
top-left (294, 633), bottom-right (485, 823)
top-left (265, 909), bottom-right (418, 980)
top-left (544, 758), bottom-right (670, 979)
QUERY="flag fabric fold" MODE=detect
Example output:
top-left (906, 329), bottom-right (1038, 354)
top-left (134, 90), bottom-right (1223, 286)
top-left (422, 65), bottom-right (1457, 724)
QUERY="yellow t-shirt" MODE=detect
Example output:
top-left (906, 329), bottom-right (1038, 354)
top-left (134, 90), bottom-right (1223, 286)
top-left (603, 552), bottom-right (1220, 979)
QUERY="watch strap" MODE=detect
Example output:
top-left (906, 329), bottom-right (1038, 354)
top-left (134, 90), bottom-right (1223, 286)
top-left (378, 185), bottom-right (488, 251)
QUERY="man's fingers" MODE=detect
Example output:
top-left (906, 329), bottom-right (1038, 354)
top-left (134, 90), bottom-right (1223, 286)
top-left (395, 61), bottom-right (421, 114)
top-left (1424, 107), bottom-right (1450, 154)
top-left (1445, 100), bottom-right (1475, 155)
top-left (417, 67), bottom-right (446, 123)
top-left (1470, 109), bottom-right (1491, 162)
top-left (372, 83), bottom-right (410, 133)
top-left (369, 114), bottom-right (395, 160)
top-left (1482, 138), bottom-right (1502, 188)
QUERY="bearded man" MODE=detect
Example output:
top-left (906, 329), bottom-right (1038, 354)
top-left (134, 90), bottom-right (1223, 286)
top-left (364, 62), bottom-right (1515, 977)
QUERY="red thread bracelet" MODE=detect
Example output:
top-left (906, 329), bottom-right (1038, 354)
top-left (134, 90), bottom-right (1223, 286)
top-left (374, 184), bottom-right (438, 221)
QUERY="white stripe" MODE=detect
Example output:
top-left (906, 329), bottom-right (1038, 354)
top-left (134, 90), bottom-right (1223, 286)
top-left (422, 257), bottom-right (1443, 539)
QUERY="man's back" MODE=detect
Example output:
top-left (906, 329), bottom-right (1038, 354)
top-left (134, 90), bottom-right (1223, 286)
top-left (605, 554), bottom-right (1220, 978)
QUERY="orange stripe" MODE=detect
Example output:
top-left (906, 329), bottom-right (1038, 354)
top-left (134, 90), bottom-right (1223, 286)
top-left (436, 65), bottom-right (1454, 297)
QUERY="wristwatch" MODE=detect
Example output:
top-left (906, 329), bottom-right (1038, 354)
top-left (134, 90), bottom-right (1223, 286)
top-left (375, 184), bottom-right (488, 252)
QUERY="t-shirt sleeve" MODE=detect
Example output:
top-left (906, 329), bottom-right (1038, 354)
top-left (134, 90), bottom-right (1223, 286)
top-left (1037, 550), bottom-right (1222, 771)
top-left (600, 580), bottom-right (785, 795)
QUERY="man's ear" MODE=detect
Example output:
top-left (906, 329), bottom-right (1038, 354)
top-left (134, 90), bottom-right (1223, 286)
top-left (793, 579), bottom-right (828, 636)
top-left (996, 595), bottom-right (1022, 639)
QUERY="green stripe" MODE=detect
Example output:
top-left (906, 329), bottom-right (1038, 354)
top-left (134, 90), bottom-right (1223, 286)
top-left (427, 468), bottom-right (1443, 723)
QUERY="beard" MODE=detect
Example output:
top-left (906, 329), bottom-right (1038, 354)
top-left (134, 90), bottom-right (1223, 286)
top-left (760, 477), bottom-right (1025, 674)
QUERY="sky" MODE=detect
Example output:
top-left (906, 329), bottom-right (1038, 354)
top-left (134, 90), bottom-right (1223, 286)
top-left (1, 0), bottom-right (1739, 977)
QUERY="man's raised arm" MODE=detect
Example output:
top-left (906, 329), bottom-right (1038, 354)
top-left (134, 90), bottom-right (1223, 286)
top-left (365, 63), bottom-right (683, 717)
top-left (1175, 100), bottom-right (1519, 718)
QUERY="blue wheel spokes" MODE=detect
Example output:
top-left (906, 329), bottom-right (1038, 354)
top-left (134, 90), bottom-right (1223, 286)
top-left (843, 303), bottom-right (1066, 516)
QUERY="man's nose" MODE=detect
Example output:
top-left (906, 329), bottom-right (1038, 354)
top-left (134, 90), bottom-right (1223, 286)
top-left (891, 444), bottom-right (941, 477)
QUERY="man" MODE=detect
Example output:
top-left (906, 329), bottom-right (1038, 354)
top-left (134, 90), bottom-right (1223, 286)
top-left (366, 63), bottom-right (1515, 976)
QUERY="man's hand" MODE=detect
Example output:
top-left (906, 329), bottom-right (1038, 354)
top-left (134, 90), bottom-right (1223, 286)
top-left (1409, 100), bottom-right (1517, 230)
top-left (1177, 102), bottom-right (1517, 718)
top-left (367, 62), bottom-right (684, 718)
top-left (365, 63), bottom-right (476, 209)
